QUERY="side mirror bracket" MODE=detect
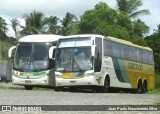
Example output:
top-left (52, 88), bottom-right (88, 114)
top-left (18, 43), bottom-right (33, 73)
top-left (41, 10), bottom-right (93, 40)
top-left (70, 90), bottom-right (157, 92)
top-left (91, 45), bottom-right (96, 56)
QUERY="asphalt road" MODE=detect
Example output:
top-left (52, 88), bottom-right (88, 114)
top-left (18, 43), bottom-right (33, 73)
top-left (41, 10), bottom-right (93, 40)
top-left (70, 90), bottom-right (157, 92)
top-left (0, 83), bottom-right (160, 113)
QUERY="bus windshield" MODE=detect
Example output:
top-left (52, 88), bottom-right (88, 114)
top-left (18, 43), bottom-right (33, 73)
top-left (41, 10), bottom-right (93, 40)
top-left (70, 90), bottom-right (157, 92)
top-left (14, 43), bottom-right (51, 71)
top-left (56, 47), bottom-right (92, 72)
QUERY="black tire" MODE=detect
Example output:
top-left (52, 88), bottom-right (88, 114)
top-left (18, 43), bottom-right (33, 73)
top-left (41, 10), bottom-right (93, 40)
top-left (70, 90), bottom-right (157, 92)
top-left (101, 76), bottom-right (110, 93)
top-left (136, 80), bottom-right (142, 94)
top-left (24, 85), bottom-right (33, 90)
top-left (69, 87), bottom-right (77, 92)
top-left (54, 87), bottom-right (62, 92)
top-left (142, 81), bottom-right (147, 93)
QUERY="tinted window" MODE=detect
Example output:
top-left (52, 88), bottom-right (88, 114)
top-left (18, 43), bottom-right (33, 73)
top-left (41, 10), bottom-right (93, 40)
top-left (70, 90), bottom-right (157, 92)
top-left (121, 45), bottom-right (129, 59)
top-left (104, 40), bottom-right (113, 56)
top-left (129, 47), bottom-right (137, 61)
top-left (137, 48), bottom-right (142, 62)
top-left (94, 37), bottom-right (102, 72)
top-left (148, 51), bottom-right (153, 65)
top-left (142, 50), bottom-right (148, 64)
top-left (112, 42), bottom-right (121, 58)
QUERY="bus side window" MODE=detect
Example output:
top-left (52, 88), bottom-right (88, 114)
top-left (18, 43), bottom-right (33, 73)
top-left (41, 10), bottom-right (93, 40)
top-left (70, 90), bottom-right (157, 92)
top-left (137, 48), bottom-right (143, 62)
top-left (112, 42), bottom-right (121, 58)
top-left (129, 47), bottom-right (137, 61)
top-left (142, 50), bottom-right (148, 64)
top-left (121, 45), bottom-right (129, 60)
top-left (94, 38), bottom-right (102, 72)
top-left (104, 40), bottom-right (112, 56)
top-left (148, 51), bottom-right (153, 65)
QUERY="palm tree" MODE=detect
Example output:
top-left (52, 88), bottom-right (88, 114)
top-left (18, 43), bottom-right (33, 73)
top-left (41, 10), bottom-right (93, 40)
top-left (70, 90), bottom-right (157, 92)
top-left (10, 18), bottom-right (21, 37)
top-left (116, 0), bottom-right (150, 18)
top-left (22, 10), bottom-right (46, 35)
top-left (60, 12), bottom-right (78, 35)
top-left (0, 17), bottom-right (8, 39)
top-left (0, 17), bottom-right (8, 34)
top-left (44, 16), bottom-right (60, 34)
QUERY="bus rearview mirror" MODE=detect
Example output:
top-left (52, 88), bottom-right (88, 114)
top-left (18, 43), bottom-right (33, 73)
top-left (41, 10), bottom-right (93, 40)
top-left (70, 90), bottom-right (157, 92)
top-left (49, 46), bottom-right (56, 59)
top-left (8, 46), bottom-right (16, 58)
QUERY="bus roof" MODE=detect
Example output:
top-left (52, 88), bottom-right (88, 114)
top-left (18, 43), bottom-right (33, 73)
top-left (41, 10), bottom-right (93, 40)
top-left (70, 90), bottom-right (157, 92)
top-left (58, 34), bottom-right (152, 51)
top-left (105, 36), bottom-right (152, 51)
top-left (18, 34), bottom-right (63, 43)
top-left (62, 34), bottom-right (104, 39)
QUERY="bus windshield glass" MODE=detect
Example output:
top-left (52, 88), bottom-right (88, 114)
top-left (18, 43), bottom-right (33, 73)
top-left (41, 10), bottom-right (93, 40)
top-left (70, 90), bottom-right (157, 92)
top-left (14, 43), bottom-right (51, 71)
top-left (56, 47), bottom-right (92, 72)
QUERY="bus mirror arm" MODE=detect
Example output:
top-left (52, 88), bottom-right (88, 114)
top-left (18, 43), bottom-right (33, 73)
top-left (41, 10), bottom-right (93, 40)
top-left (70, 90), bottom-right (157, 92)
top-left (8, 46), bottom-right (16, 58)
top-left (49, 46), bottom-right (56, 59)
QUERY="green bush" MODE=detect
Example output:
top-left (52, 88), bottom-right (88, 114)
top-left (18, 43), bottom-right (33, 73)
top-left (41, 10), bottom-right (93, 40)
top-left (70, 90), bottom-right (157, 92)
top-left (0, 38), bottom-right (17, 60)
top-left (155, 74), bottom-right (160, 88)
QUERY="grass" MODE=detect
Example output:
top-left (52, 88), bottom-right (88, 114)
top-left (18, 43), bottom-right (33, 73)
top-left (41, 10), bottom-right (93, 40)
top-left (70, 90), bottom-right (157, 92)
top-left (155, 101), bottom-right (160, 105)
top-left (0, 84), bottom-right (54, 91)
top-left (155, 73), bottom-right (160, 88)
top-left (147, 88), bottom-right (160, 94)
top-left (147, 73), bottom-right (160, 94)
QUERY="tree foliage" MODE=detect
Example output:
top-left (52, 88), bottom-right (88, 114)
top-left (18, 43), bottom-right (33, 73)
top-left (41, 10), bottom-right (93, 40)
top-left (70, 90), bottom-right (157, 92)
top-left (78, 2), bottom-right (147, 46)
top-left (21, 10), bottom-right (46, 35)
top-left (116, 0), bottom-right (150, 18)
top-left (10, 18), bottom-right (21, 38)
top-left (145, 25), bottom-right (160, 72)
top-left (60, 12), bottom-right (78, 35)
top-left (0, 17), bottom-right (8, 40)
top-left (44, 16), bottom-right (60, 34)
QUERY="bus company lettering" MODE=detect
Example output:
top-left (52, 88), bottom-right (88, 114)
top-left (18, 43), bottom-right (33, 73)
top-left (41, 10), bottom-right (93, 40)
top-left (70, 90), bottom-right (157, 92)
top-left (128, 63), bottom-right (143, 70)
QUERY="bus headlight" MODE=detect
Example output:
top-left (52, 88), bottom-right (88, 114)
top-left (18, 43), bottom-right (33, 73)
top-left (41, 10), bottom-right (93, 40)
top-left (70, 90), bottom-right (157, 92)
top-left (55, 72), bottom-right (62, 78)
top-left (84, 73), bottom-right (93, 77)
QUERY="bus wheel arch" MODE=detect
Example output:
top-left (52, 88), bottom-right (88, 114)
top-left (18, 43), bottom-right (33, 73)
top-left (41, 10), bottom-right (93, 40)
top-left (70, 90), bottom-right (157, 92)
top-left (101, 74), bottom-right (110, 93)
top-left (136, 79), bottom-right (143, 94)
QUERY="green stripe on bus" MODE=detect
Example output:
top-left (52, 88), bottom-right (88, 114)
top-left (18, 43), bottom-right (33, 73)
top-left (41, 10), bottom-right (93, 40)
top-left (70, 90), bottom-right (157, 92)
top-left (20, 71), bottom-right (46, 76)
top-left (118, 59), bottom-right (130, 83)
top-left (112, 58), bottom-right (125, 82)
top-left (112, 58), bottom-right (130, 83)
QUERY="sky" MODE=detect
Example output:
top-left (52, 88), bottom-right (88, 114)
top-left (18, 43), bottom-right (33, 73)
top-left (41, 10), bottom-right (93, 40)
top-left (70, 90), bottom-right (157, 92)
top-left (0, 0), bottom-right (160, 37)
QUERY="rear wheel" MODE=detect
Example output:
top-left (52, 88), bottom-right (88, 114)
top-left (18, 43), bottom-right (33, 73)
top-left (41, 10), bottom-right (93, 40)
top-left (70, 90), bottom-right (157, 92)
top-left (24, 85), bottom-right (33, 90)
top-left (142, 81), bottom-right (147, 93)
top-left (136, 80), bottom-right (142, 94)
top-left (101, 76), bottom-right (110, 93)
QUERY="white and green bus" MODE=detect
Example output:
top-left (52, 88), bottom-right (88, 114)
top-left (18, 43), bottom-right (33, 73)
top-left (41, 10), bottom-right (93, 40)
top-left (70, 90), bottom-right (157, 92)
top-left (8, 34), bottom-right (63, 90)
top-left (52, 34), bottom-right (154, 93)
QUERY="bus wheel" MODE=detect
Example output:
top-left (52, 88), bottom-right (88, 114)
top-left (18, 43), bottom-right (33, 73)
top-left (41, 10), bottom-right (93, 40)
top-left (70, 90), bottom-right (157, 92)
top-left (24, 85), bottom-right (33, 90)
top-left (101, 76), bottom-right (110, 93)
top-left (54, 87), bottom-right (62, 92)
top-left (142, 81), bottom-right (147, 93)
top-left (69, 87), bottom-right (77, 92)
top-left (136, 80), bottom-right (142, 94)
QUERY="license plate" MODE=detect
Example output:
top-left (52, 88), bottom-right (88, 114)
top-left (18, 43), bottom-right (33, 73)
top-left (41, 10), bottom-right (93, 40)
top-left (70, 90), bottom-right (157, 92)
top-left (70, 81), bottom-right (76, 83)
top-left (25, 80), bottom-right (31, 84)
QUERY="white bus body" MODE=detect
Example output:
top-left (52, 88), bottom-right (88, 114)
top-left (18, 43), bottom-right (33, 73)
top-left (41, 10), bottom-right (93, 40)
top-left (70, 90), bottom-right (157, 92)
top-left (8, 34), bottom-right (63, 90)
top-left (54, 34), bottom-right (154, 93)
